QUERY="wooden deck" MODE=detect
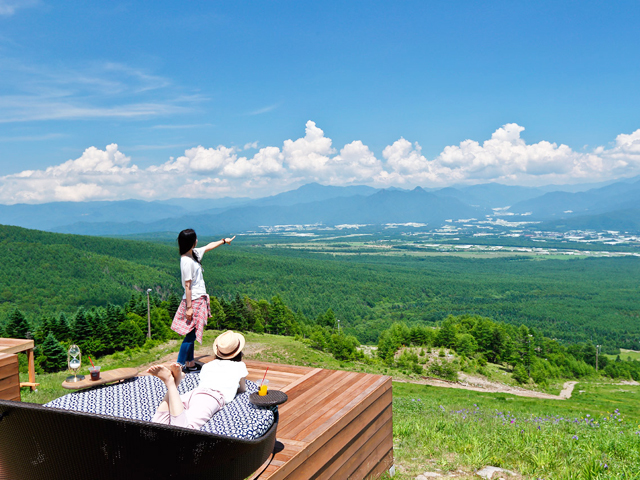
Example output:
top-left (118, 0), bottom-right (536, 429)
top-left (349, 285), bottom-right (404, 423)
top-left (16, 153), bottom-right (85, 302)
top-left (0, 353), bottom-right (20, 402)
top-left (198, 357), bottom-right (394, 480)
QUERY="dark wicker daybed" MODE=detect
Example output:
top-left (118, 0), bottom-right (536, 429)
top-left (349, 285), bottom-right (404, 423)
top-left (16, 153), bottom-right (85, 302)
top-left (0, 379), bottom-right (278, 480)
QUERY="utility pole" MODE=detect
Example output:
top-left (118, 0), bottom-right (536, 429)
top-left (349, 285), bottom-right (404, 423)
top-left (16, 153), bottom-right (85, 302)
top-left (146, 288), bottom-right (152, 339)
top-left (527, 334), bottom-right (533, 376)
top-left (596, 344), bottom-right (600, 372)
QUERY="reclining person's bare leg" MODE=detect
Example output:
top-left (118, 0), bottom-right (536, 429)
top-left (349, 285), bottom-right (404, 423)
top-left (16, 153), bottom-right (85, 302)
top-left (146, 365), bottom-right (184, 417)
top-left (168, 362), bottom-right (185, 387)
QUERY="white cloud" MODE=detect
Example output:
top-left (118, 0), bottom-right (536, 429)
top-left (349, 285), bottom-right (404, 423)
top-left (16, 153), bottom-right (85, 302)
top-left (0, 0), bottom-right (37, 16)
top-left (383, 138), bottom-right (430, 175)
top-left (0, 133), bottom-right (65, 142)
top-left (282, 120), bottom-right (335, 173)
top-left (434, 123), bottom-right (580, 180)
top-left (608, 130), bottom-right (640, 158)
top-left (2, 122), bottom-right (640, 204)
top-left (330, 141), bottom-right (383, 183)
top-left (245, 104), bottom-right (280, 116)
top-left (0, 59), bottom-right (198, 122)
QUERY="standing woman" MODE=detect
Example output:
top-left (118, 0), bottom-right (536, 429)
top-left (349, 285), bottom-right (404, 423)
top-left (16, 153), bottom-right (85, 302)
top-left (173, 228), bottom-right (235, 371)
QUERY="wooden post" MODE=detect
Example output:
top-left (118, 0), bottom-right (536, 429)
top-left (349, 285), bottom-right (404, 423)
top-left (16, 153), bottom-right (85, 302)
top-left (27, 347), bottom-right (36, 387)
top-left (147, 289), bottom-right (152, 339)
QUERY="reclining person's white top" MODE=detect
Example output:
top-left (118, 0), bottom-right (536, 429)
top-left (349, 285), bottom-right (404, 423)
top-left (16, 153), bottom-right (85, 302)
top-left (199, 359), bottom-right (249, 404)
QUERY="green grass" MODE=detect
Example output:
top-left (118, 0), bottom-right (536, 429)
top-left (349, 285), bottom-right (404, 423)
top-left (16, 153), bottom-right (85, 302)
top-left (392, 381), bottom-right (640, 479)
top-left (605, 349), bottom-right (640, 362)
top-left (19, 338), bottom-right (186, 404)
top-left (18, 333), bottom-right (640, 479)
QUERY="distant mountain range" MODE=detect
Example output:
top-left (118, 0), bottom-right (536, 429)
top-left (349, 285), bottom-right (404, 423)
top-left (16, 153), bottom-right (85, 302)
top-left (1, 178), bottom-right (640, 235)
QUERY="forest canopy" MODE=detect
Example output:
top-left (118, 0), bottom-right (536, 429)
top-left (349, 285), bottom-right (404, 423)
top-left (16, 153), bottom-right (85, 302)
top-left (1, 224), bottom-right (639, 350)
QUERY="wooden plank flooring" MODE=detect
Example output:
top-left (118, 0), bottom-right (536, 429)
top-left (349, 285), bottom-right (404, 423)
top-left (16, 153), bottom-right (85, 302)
top-left (196, 357), bottom-right (393, 480)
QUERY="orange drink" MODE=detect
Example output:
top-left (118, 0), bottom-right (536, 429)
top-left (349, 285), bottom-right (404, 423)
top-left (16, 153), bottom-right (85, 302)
top-left (258, 379), bottom-right (269, 396)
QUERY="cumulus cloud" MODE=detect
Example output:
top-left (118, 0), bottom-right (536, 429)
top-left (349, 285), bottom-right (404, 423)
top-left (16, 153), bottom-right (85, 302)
top-left (434, 123), bottom-right (581, 180)
top-left (1, 122), bottom-right (640, 204)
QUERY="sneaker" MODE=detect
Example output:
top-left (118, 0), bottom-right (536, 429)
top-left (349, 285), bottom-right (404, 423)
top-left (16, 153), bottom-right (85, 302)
top-left (182, 364), bottom-right (201, 373)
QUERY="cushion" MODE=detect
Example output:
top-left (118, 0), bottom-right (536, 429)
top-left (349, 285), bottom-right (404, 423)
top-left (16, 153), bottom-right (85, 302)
top-left (44, 374), bottom-right (275, 440)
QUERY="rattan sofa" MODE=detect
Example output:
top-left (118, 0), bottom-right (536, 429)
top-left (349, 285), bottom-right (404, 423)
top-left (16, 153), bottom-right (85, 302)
top-left (0, 398), bottom-right (278, 480)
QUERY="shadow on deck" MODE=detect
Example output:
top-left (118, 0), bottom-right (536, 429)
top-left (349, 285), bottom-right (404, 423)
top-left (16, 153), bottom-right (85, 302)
top-left (198, 357), bottom-right (394, 480)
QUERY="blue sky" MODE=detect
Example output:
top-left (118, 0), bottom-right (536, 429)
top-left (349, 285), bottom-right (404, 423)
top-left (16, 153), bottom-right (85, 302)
top-left (0, 0), bottom-right (639, 203)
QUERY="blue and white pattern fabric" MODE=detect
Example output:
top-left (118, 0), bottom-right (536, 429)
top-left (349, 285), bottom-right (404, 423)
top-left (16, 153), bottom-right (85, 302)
top-left (44, 374), bottom-right (275, 440)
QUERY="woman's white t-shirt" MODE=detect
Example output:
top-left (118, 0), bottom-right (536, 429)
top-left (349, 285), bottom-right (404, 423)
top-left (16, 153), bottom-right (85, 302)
top-left (180, 247), bottom-right (207, 300)
top-left (199, 360), bottom-right (249, 404)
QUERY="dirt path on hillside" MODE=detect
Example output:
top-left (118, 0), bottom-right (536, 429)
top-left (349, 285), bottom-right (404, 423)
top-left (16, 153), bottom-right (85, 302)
top-left (399, 374), bottom-right (577, 400)
top-left (138, 343), bottom-right (577, 400)
top-left (137, 342), bottom-right (268, 374)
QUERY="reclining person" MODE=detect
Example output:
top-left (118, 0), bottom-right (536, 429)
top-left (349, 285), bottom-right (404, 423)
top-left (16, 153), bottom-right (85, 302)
top-left (146, 330), bottom-right (248, 430)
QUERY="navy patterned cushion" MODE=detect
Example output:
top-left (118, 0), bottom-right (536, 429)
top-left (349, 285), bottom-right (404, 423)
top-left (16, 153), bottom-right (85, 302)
top-left (44, 374), bottom-right (275, 440)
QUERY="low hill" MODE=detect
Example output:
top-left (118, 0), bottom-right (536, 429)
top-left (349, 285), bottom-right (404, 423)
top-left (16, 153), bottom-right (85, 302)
top-left (0, 224), bottom-right (181, 319)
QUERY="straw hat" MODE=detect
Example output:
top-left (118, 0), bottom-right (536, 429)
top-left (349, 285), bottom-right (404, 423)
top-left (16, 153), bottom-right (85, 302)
top-left (213, 330), bottom-right (246, 359)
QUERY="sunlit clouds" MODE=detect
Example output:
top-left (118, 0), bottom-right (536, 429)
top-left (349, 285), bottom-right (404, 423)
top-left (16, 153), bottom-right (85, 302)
top-left (2, 121), bottom-right (640, 204)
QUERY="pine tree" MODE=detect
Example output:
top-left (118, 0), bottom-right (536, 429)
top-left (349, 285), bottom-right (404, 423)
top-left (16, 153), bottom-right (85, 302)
top-left (220, 297), bottom-right (239, 330)
top-left (115, 319), bottom-right (145, 350)
top-left (269, 296), bottom-right (287, 335)
top-left (72, 309), bottom-right (93, 349)
top-left (125, 293), bottom-right (147, 317)
top-left (90, 308), bottom-right (110, 356)
top-left (257, 299), bottom-right (271, 333)
top-left (243, 296), bottom-right (261, 331)
top-left (51, 313), bottom-right (72, 343)
top-left (104, 304), bottom-right (124, 351)
top-left (512, 363), bottom-right (529, 384)
top-left (149, 309), bottom-right (172, 340)
top-left (209, 297), bottom-right (226, 330)
top-left (232, 293), bottom-right (249, 331)
top-left (435, 317), bottom-right (457, 349)
top-left (167, 293), bottom-right (182, 319)
top-left (253, 316), bottom-right (265, 334)
top-left (39, 332), bottom-right (69, 372)
top-left (34, 315), bottom-right (53, 344)
top-left (4, 309), bottom-right (31, 339)
top-left (320, 309), bottom-right (337, 328)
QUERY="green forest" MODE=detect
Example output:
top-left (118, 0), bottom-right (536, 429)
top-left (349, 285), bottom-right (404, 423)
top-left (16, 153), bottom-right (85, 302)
top-left (2, 224), bottom-right (640, 352)
top-left (5, 288), bottom-right (640, 386)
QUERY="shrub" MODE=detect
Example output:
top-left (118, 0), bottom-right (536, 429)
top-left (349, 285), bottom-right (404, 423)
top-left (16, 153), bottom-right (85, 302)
top-left (428, 360), bottom-right (458, 381)
top-left (512, 364), bottom-right (529, 384)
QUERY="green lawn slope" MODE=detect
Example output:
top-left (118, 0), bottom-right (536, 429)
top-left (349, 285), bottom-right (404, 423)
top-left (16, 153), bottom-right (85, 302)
top-left (19, 332), bottom-right (640, 479)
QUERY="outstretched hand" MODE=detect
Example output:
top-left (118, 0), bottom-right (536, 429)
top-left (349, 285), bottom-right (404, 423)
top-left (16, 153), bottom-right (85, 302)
top-left (224, 236), bottom-right (236, 244)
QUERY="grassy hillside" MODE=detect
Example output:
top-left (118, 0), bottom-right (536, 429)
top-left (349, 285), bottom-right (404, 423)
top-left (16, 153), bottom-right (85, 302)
top-left (0, 225), bottom-right (181, 319)
top-left (20, 332), bottom-right (640, 479)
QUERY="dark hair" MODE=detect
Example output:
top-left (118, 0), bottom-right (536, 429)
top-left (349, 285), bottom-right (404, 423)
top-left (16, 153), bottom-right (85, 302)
top-left (217, 352), bottom-right (243, 362)
top-left (177, 228), bottom-right (201, 265)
